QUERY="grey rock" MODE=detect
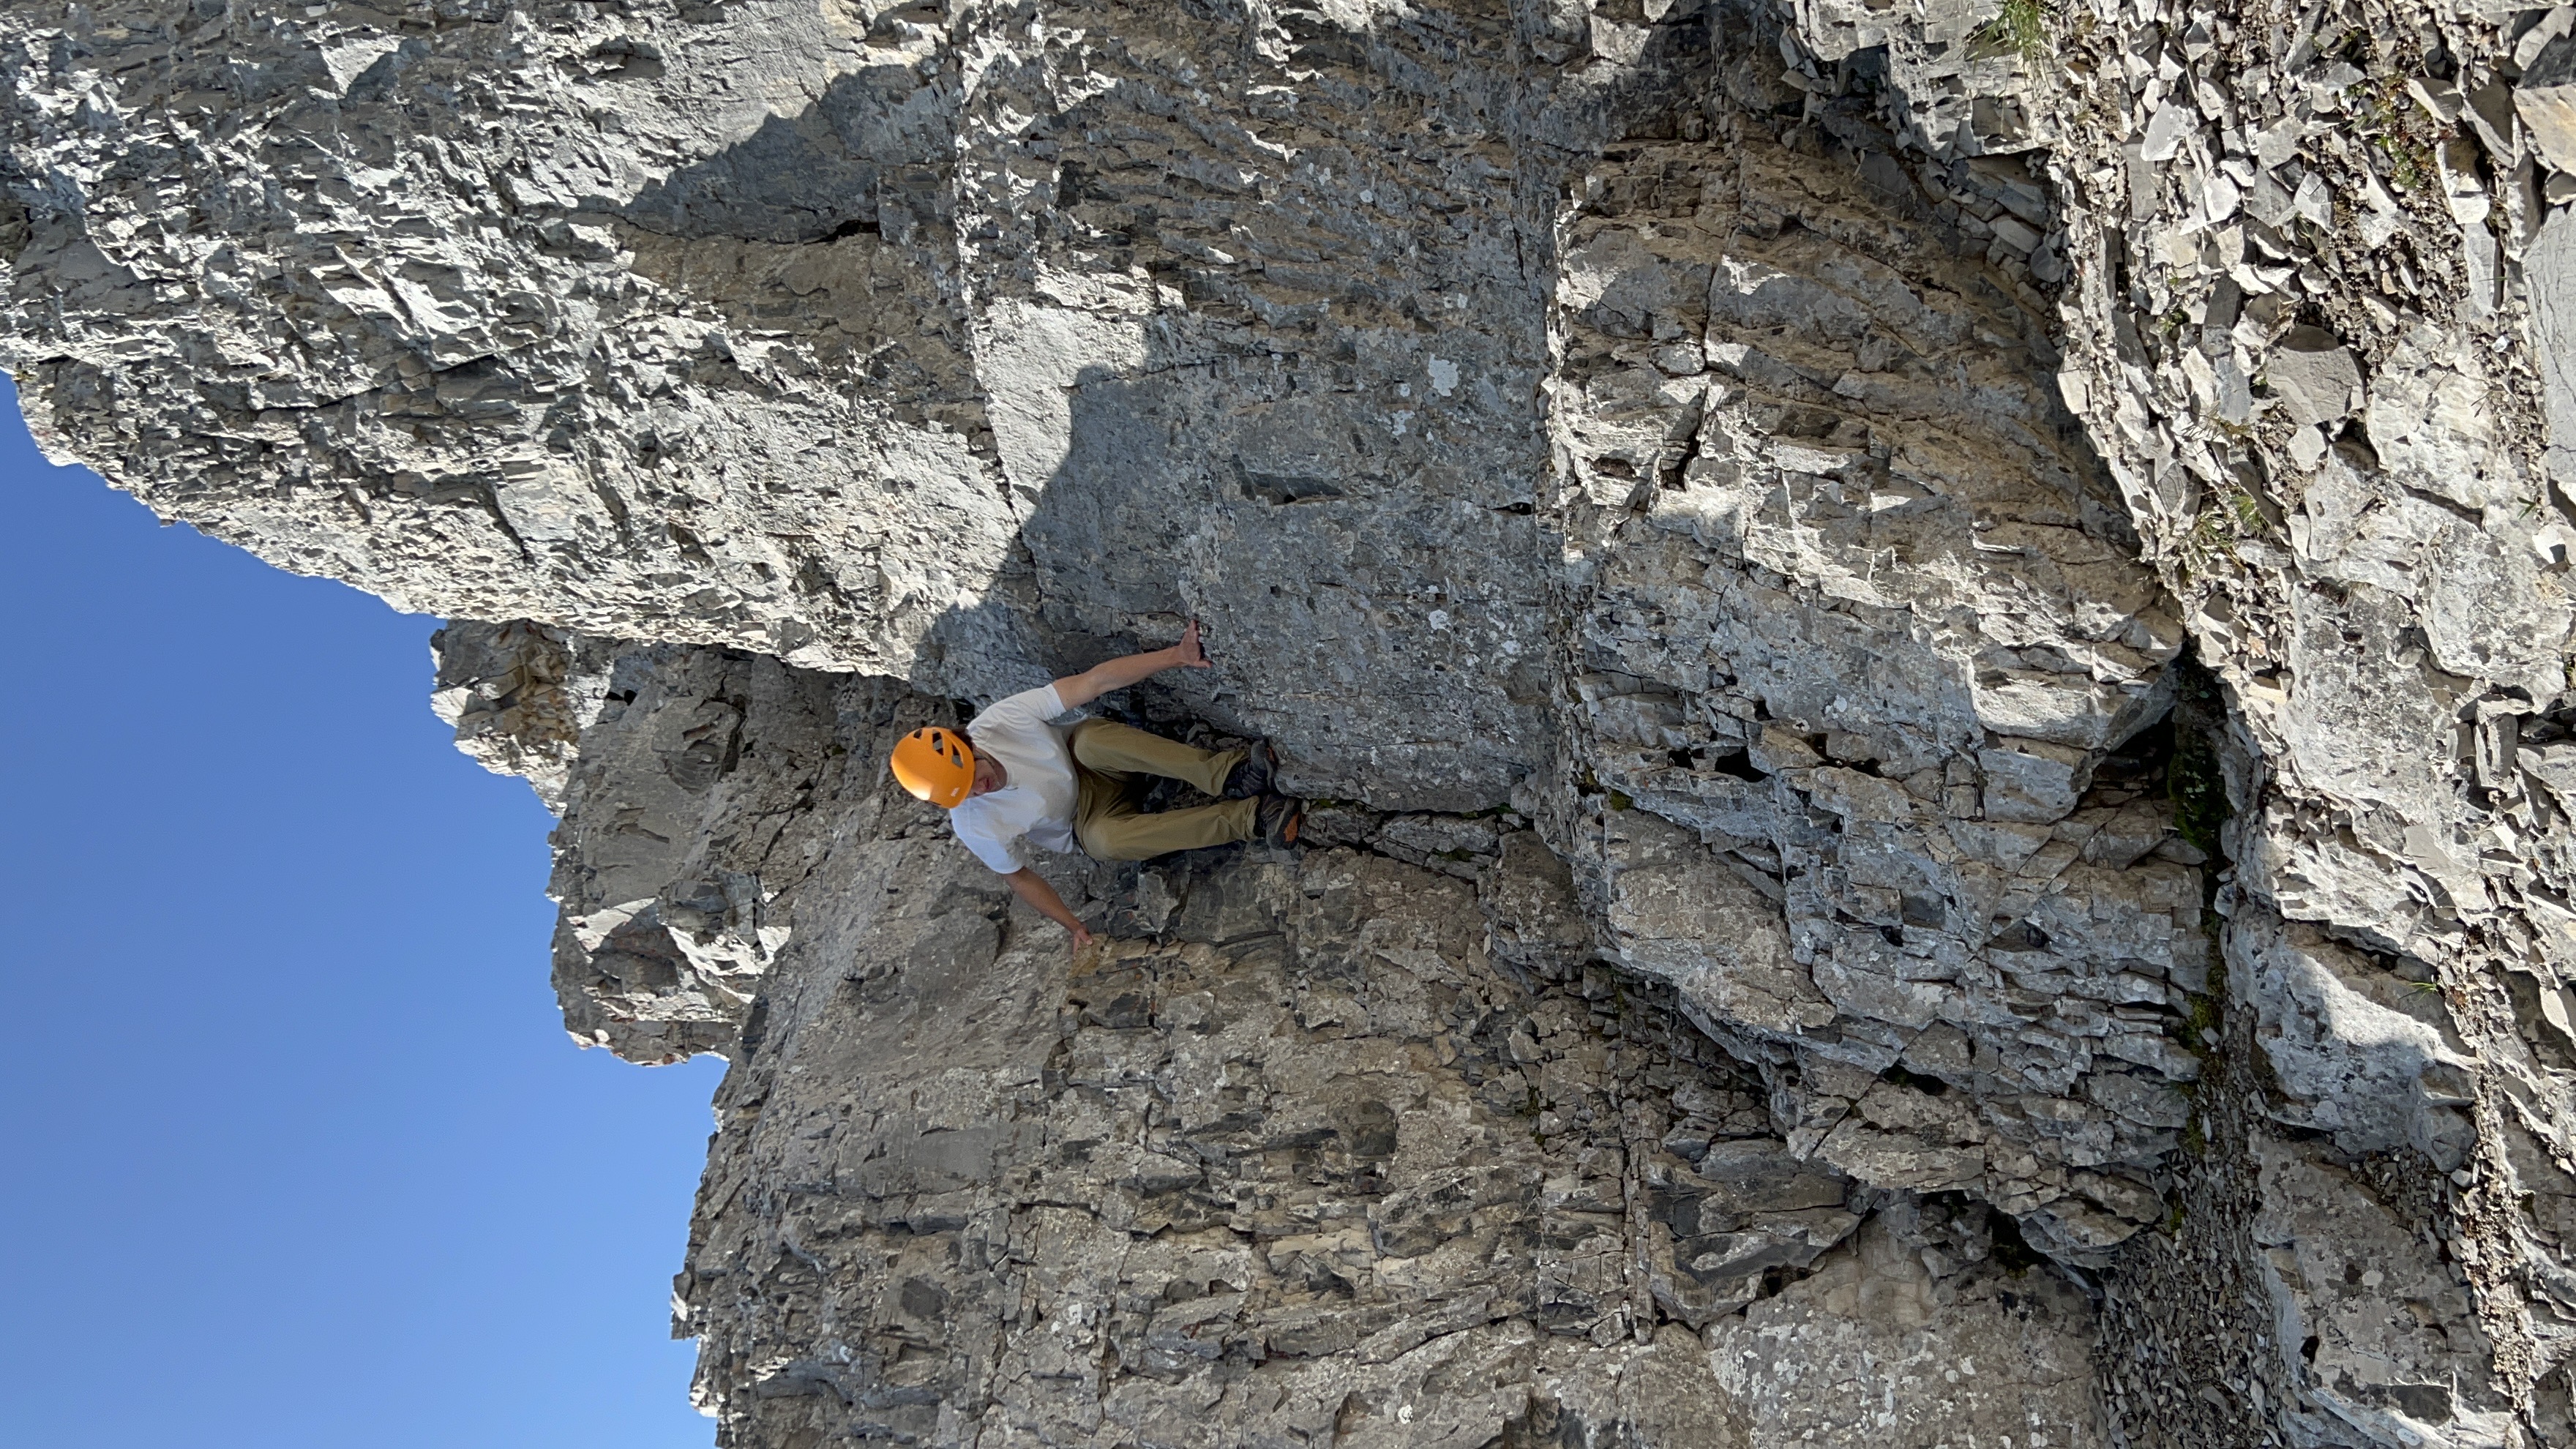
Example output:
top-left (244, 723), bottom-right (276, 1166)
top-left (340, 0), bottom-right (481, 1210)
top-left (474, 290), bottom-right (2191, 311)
top-left (633, 663), bottom-right (2107, 1443)
top-left (2142, 102), bottom-right (2195, 164)
top-left (2231, 907), bottom-right (2476, 1167)
top-left (2536, 209), bottom-right (2576, 497)
top-left (2410, 75), bottom-right (2467, 127)
top-left (2253, 1136), bottom-right (2513, 1447)
top-left (2264, 326), bottom-right (2363, 429)
top-left (2519, 10), bottom-right (2576, 75)
top-left (2525, 31), bottom-right (2576, 174)
top-left (18, 0), bottom-right (2576, 1444)
top-left (1706, 1214), bottom-right (2104, 1445)
top-left (535, 643), bottom-right (873, 1063)
top-left (428, 621), bottom-right (615, 809)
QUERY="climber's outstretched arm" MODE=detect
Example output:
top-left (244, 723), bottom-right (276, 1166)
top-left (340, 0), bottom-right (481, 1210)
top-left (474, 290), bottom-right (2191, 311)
top-left (1051, 619), bottom-right (1213, 711)
top-left (1004, 867), bottom-right (1092, 951)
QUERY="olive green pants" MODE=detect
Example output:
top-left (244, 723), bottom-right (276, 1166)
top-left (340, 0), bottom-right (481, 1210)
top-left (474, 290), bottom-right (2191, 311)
top-left (1068, 719), bottom-right (1256, 861)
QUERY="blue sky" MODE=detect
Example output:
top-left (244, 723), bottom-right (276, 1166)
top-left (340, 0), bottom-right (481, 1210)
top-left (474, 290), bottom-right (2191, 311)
top-left (0, 381), bottom-right (724, 1449)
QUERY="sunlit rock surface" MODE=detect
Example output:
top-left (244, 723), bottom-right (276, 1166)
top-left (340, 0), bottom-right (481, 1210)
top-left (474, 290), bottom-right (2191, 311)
top-left (12, 0), bottom-right (2576, 1442)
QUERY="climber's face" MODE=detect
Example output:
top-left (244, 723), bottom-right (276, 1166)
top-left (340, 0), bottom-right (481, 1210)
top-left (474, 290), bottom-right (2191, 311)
top-left (969, 753), bottom-right (1009, 797)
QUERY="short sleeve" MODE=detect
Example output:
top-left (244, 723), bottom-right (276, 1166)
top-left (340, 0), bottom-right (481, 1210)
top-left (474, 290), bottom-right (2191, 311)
top-left (968, 684), bottom-right (1068, 737)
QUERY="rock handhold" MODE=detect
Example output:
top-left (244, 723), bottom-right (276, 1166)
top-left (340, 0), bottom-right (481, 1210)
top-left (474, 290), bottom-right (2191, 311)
top-left (2266, 326), bottom-right (2364, 428)
top-left (2141, 101), bottom-right (2193, 163)
top-left (2523, 31), bottom-right (2576, 175)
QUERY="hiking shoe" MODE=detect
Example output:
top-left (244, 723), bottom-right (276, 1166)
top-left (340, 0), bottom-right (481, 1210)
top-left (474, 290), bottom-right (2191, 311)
top-left (1256, 793), bottom-right (1303, 847)
top-left (1223, 739), bottom-right (1277, 800)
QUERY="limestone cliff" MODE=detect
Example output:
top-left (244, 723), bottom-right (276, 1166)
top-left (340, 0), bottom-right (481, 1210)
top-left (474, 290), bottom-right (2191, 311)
top-left (11, 0), bottom-right (2576, 1443)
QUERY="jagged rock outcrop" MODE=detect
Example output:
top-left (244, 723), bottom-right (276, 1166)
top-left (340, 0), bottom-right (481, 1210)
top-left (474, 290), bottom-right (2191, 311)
top-left (1754, 0), bottom-right (2576, 1440)
top-left (1531, 69), bottom-right (2203, 1265)
top-left (536, 638), bottom-right (2108, 1445)
top-left (12, 0), bottom-right (2576, 1443)
top-left (429, 618), bottom-right (615, 806)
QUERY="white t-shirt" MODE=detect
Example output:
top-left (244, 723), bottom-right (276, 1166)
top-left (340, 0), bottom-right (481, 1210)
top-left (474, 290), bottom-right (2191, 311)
top-left (950, 684), bottom-right (1080, 873)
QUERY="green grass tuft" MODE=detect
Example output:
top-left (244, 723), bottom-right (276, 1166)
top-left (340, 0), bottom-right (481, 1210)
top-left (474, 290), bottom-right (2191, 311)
top-left (1969, 0), bottom-right (2051, 63)
top-left (2177, 484), bottom-right (2272, 580)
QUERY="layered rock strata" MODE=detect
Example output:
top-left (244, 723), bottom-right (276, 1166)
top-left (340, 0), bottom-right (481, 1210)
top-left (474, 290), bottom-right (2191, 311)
top-left (1535, 45), bottom-right (2202, 1265)
top-left (11, 0), bottom-right (2576, 1442)
top-left (520, 634), bottom-right (2106, 1444)
top-left (1756, 0), bottom-right (2576, 1439)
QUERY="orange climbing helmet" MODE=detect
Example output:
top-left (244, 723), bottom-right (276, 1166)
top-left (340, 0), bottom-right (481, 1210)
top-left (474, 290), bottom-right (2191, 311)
top-left (891, 727), bottom-right (975, 808)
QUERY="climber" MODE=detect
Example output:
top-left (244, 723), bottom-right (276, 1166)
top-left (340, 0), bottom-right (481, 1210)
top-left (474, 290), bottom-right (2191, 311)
top-left (887, 621), bottom-right (1300, 951)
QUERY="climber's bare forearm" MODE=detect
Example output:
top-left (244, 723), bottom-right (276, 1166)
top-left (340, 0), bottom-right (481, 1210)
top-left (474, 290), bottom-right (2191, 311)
top-left (1052, 620), bottom-right (1213, 709)
top-left (1005, 867), bottom-right (1092, 947)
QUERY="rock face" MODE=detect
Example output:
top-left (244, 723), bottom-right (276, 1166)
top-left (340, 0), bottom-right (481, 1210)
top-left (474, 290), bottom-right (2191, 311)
top-left (1535, 83), bottom-right (2200, 1265)
top-left (12, 0), bottom-right (2576, 1444)
top-left (561, 641), bottom-right (2107, 1445)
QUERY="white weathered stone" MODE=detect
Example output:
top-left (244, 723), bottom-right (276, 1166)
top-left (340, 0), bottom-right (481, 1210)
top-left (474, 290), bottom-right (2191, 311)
top-left (2265, 326), bottom-right (2363, 428)
top-left (2525, 32), bottom-right (2576, 174)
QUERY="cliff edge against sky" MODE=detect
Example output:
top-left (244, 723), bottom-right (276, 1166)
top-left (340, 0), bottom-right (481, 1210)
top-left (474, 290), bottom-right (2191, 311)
top-left (10, 0), bottom-right (2576, 1442)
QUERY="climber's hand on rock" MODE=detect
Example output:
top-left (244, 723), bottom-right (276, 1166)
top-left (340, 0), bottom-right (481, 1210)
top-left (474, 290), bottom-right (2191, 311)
top-left (1053, 621), bottom-right (1210, 708)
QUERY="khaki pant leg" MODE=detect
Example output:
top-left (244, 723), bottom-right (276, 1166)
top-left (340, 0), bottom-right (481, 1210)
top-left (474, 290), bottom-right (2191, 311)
top-left (1067, 719), bottom-right (1244, 797)
top-left (1072, 762), bottom-right (1131, 845)
top-left (1077, 795), bottom-right (1258, 861)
